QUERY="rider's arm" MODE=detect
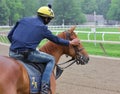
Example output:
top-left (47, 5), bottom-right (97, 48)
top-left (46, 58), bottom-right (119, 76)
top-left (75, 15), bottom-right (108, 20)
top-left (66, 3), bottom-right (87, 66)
top-left (43, 26), bottom-right (80, 46)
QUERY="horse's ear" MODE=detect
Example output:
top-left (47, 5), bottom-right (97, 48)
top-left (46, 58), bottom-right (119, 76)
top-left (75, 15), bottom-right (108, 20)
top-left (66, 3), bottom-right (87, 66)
top-left (69, 26), bottom-right (76, 33)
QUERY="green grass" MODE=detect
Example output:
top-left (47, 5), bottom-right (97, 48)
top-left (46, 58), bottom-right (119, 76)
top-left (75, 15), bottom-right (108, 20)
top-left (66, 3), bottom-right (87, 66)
top-left (96, 27), bottom-right (119, 32)
top-left (78, 33), bottom-right (120, 41)
top-left (77, 27), bottom-right (120, 41)
top-left (77, 27), bottom-right (120, 32)
top-left (77, 27), bottom-right (120, 57)
top-left (83, 42), bottom-right (120, 57)
top-left (0, 36), bottom-right (10, 43)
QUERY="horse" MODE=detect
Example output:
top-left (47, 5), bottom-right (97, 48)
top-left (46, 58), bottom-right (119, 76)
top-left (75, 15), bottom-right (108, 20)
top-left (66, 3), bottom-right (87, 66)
top-left (0, 26), bottom-right (89, 94)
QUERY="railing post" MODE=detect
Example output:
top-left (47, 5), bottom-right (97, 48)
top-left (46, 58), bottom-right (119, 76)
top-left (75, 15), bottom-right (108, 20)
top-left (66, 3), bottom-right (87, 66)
top-left (88, 32), bottom-right (91, 40)
top-left (102, 33), bottom-right (105, 41)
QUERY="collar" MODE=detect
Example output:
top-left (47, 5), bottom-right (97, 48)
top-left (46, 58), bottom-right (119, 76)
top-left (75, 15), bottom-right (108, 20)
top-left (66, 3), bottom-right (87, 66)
top-left (37, 16), bottom-right (44, 24)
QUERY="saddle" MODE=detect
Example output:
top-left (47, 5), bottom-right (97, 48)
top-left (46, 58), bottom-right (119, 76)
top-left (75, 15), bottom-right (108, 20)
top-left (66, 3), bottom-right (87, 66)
top-left (18, 60), bottom-right (45, 93)
top-left (18, 59), bottom-right (63, 93)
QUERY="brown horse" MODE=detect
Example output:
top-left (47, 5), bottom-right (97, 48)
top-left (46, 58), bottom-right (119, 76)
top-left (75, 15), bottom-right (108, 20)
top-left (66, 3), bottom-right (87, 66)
top-left (0, 26), bottom-right (89, 94)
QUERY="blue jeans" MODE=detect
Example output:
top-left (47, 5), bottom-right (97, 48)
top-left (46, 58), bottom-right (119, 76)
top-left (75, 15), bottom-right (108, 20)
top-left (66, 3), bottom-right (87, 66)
top-left (9, 50), bottom-right (55, 84)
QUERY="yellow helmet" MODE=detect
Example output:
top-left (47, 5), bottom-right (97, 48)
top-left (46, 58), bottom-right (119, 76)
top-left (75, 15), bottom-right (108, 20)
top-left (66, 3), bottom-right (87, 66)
top-left (37, 5), bottom-right (54, 18)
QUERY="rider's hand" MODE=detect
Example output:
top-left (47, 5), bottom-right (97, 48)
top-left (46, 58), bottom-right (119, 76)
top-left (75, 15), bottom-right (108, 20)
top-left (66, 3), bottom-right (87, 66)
top-left (69, 38), bottom-right (80, 46)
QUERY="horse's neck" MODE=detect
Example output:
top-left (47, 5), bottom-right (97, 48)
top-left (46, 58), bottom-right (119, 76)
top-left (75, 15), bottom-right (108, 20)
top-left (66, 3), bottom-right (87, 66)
top-left (40, 41), bottom-right (64, 63)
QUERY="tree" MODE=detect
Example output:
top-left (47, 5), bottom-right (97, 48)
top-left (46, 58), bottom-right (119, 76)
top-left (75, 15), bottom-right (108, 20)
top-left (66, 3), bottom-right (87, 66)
top-left (0, 0), bottom-right (9, 25)
top-left (21, 0), bottom-right (39, 17)
top-left (21, 0), bottom-right (50, 17)
top-left (39, 0), bottom-right (48, 6)
top-left (53, 0), bottom-right (86, 25)
top-left (81, 0), bottom-right (97, 14)
top-left (106, 0), bottom-right (120, 21)
top-left (0, 0), bottom-right (50, 25)
top-left (96, 0), bottom-right (111, 18)
top-left (6, 0), bottom-right (23, 25)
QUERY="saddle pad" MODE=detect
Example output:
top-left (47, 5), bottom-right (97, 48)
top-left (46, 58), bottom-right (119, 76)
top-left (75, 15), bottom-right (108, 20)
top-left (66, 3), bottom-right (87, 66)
top-left (19, 61), bottom-right (42, 93)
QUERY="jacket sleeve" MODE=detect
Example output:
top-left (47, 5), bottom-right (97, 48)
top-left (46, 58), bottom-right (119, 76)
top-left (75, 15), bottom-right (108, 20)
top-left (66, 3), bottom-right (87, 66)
top-left (7, 21), bottom-right (19, 43)
top-left (43, 26), bottom-right (69, 46)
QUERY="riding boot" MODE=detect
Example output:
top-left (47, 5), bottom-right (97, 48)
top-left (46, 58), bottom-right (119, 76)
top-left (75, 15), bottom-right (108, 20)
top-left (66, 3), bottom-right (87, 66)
top-left (41, 82), bottom-right (50, 94)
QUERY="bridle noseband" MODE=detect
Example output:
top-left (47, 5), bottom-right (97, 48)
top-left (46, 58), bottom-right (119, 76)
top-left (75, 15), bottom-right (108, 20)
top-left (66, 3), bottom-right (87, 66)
top-left (65, 31), bottom-right (89, 65)
top-left (55, 31), bottom-right (89, 79)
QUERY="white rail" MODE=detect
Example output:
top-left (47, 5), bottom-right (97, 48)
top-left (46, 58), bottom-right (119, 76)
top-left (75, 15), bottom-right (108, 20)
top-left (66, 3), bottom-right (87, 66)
top-left (81, 40), bottom-right (120, 44)
top-left (1, 24), bottom-right (120, 29)
top-left (75, 31), bottom-right (120, 41)
top-left (0, 28), bottom-right (120, 45)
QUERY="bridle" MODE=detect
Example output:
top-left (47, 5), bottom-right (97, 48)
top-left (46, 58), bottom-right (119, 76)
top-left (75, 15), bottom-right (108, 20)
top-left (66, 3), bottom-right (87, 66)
top-left (55, 31), bottom-right (89, 79)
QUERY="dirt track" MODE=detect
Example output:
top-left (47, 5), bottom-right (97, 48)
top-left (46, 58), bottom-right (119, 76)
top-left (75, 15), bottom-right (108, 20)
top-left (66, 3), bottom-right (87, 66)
top-left (0, 44), bottom-right (120, 94)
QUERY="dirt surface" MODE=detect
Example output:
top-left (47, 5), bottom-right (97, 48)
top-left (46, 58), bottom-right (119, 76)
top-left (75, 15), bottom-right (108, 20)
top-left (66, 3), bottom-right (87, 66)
top-left (0, 44), bottom-right (120, 94)
top-left (0, 44), bottom-right (9, 56)
top-left (57, 55), bottom-right (120, 94)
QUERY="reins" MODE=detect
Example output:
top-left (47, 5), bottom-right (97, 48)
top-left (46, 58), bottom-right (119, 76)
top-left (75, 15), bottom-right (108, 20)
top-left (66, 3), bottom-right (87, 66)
top-left (57, 46), bottom-right (84, 69)
top-left (57, 58), bottom-right (76, 69)
top-left (55, 31), bottom-right (84, 79)
top-left (58, 31), bottom-right (84, 68)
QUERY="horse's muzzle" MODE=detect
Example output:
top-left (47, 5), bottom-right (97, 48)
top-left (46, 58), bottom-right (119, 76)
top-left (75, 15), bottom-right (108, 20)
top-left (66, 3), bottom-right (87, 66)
top-left (76, 55), bottom-right (89, 65)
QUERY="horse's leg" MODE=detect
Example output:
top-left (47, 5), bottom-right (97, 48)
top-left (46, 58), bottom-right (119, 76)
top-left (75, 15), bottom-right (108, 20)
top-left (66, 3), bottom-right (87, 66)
top-left (50, 72), bottom-right (56, 94)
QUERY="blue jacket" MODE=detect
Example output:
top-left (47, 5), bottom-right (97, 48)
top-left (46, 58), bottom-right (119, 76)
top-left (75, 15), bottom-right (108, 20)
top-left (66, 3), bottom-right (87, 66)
top-left (8, 16), bottom-right (69, 51)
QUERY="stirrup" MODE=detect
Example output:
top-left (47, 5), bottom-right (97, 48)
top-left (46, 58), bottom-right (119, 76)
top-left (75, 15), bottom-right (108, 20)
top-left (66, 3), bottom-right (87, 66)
top-left (41, 82), bottom-right (50, 94)
top-left (56, 65), bottom-right (64, 79)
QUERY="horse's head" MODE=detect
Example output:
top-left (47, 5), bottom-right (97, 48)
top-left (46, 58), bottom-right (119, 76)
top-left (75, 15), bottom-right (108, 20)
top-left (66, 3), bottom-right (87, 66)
top-left (40, 26), bottom-right (89, 79)
top-left (58, 26), bottom-right (89, 65)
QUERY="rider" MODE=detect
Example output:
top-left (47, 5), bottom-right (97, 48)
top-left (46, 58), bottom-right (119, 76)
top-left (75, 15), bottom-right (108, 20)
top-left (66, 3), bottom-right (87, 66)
top-left (7, 4), bottom-right (80, 94)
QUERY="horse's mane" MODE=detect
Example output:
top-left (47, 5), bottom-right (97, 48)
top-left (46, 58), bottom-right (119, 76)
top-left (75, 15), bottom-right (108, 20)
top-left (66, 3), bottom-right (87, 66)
top-left (39, 31), bottom-right (66, 55)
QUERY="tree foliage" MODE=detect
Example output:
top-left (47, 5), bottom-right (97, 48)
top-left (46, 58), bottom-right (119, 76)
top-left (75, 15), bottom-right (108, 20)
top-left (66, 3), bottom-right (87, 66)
top-left (53, 0), bottom-right (86, 25)
top-left (21, 0), bottom-right (41, 17)
top-left (81, 0), bottom-right (97, 14)
top-left (0, 0), bottom-right (9, 25)
top-left (106, 0), bottom-right (120, 21)
top-left (0, 0), bottom-right (120, 25)
top-left (96, 0), bottom-right (111, 18)
top-left (6, 0), bottom-right (24, 25)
